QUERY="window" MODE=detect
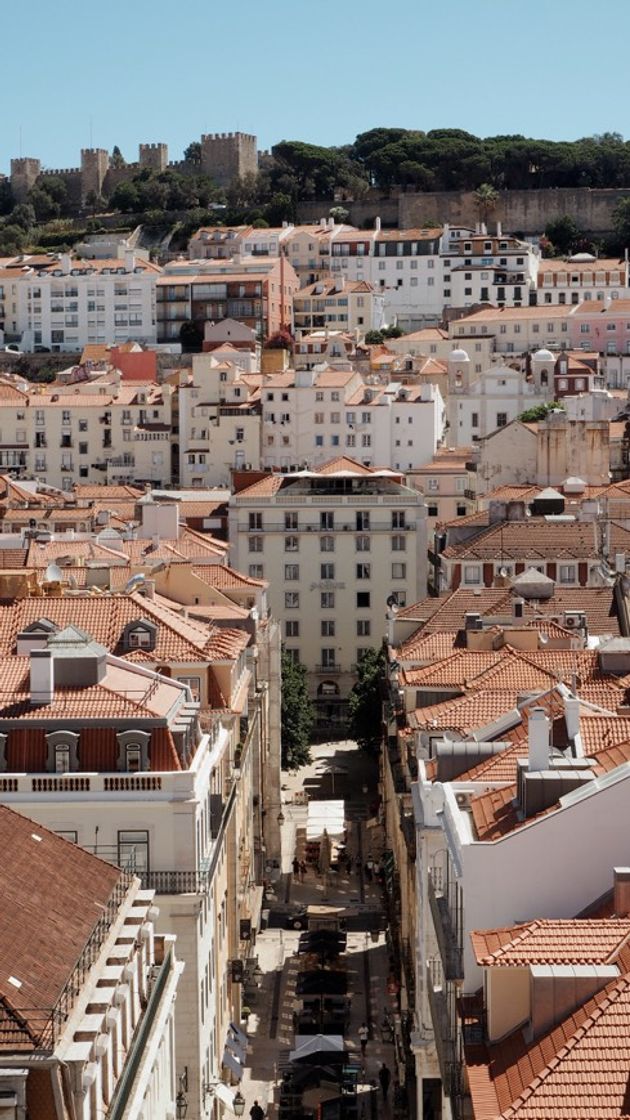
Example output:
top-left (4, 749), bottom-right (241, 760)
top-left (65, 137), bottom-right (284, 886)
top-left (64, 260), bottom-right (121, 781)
top-left (285, 564), bottom-right (299, 580)
top-left (330, 412), bottom-right (340, 424)
top-left (118, 830), bottom-right (149, 873)
top-left (285, 648), bottom-right (300, 664)
top-left (320, 511), bottom-right (334, 530)
top-left (321, 620), bottom-right (335, 636)
top-left (391, 534), bottom-right (406, 551)
top-left (356, 511), bottom-right (370, 530)
top-left (128, 629), bottom-right (153, 650)
top-left (464, 564), bottom-right (481, 584)
top-left (471, 412), bottom-right (479, 428)
top-left (125, 745), bottom-right (143, 773)
top-left (321, 591), bottom-right (335, 608)
top-left (356, 591), bottom-right (371, 608)
top-left (54, 745), bottom-right (71, 773)
top-left (559, 564), bottom-right (577, 583)
top-left (356, 535), bottom-right (370, 552)
top-left (496, 412), bottom-right (507, 428)
top-left (321, 649), bottom-right (337, 669)
top-left (356, 563), bottom-right (371, 580)
top-left (392, 510), bottom-right (406, 529)
top-left (314, 412), bottom-right (324, 424)
top-left (320, 535), bottom-right (335, 552)
top-left (357, 620), bottom-right (371, 636)
top-left (286, 620), bottom-right (300, 637)
top-left (284, 536), bottom-right (299, 551)
top-left (285, 592), bottom-right (300, 608)
top-left (249, 536), bottom-right (263, 552)
top-left (284, 511), bottom-right (298, 530)
top-left (321, 563), bottom-right (335, 579)
top-left (249, 564), bottom-right (264, 578)
top-left (391, 562), bottom-right (406, 579)
top-left (55, 831), bottom-right (78, 843)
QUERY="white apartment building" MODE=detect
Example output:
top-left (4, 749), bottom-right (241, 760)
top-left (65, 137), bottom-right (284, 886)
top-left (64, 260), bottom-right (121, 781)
top-left (441, 226), bottom-right (541, 312)
top-left (0, 807), bottom-right (183, 1120)
top-left (0, 608), bottom-right (270, 1120)
top-left (329, 222), bottom-right (444, 330)
top-left (0, 251), bottom-right (159, 352)
top-left (261, 365), bottom-right (444, 472)
top-left (229, 459), bottom-right (427, 732)
top-left (446, 348), bottom-right (552, 446)
top-left (0, 369), bottom-right (173, 489)
top-left (413, 704), bottom-right (630, 1120)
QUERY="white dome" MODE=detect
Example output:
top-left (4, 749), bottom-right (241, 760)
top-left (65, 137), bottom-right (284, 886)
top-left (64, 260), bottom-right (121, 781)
top-left (532, 348), bottom-right (554, 362)
top-left (569, 252), bottom-right (596, 262)
top-left (449, 348), bottom-right (470, 361)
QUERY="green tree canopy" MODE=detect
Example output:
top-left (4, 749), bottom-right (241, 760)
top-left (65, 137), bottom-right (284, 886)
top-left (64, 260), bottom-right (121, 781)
top-left (518, 401), bottom-right (564, 422)
top-left (347, 648), bottom-right (386, 754)
top-left (544, 215), bottom-right (582, 256)
top-left (184, 141), bottom-right (202, 163)
top-left (111, 145), bottom-right (127, 168)
top-left (281, 649), bottom-right (314, 770)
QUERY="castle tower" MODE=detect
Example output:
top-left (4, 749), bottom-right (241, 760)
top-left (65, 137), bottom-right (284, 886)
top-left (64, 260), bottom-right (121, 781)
top-left (80, 148), bottom-right (109, 202)
top-left (447, 347), bottom-right (471, 392)
top-left (200, 132), bottom-right (257, 187)
top-left (10, 158), bottom-right (42, 203)
top-left (139, 143), bottom-right (169, 172)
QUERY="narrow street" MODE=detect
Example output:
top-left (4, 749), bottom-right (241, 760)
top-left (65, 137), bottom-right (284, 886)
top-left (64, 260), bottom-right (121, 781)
top-left (240, 741), bottom-right (402, 1118)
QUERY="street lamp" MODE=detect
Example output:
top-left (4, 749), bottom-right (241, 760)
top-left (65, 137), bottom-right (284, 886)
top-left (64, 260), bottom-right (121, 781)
top-left (176, 1091), bottom-right (188, 1119)
top-left (252, 963), bottom-right (263, 987)
top-left (233, 1090), bottom-right (246, 1116)
top-left (277, 809), bottom-right (285, 826)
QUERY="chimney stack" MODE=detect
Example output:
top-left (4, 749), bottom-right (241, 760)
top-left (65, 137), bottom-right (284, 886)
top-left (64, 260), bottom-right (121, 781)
top-left (614, 868), bottom-right (630, 916)
top-left (30, 649), bottom-right (54, 706)
top-left (564, 697), bottom-right (580, 741)
top-left (528, 707), bottom-right (550, 772)
top-left (375, 216), bottom-right (382, 233)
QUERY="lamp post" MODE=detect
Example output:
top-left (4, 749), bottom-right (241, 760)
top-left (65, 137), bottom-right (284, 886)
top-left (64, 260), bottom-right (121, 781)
top-left (233, 1090), bottom-right (246, 1116)
top-left (277, 809), bottom-right (285, 826)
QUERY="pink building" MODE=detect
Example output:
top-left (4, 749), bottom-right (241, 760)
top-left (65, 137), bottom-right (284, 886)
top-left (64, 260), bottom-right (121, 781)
top-left (569, 299), bottom-right (630, 355)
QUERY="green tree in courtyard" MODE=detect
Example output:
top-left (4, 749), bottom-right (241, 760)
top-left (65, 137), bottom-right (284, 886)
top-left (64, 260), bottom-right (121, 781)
top-left (281, 649), bottom-right (314, 770)
top-left (347, 647), bottom-right (386, 754)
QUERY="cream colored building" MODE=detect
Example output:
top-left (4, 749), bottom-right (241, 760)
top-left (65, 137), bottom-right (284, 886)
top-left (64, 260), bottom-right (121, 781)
top-left (408, 448), bottom-right (474, 534)
top-left (0, 368), bottom-right (173, 489)
top-left (445, 348), bottom-right (552, 446)
top-left (449, 304), bottom-right (573, 354)
top-left (178, 350), bottom-right (262, 487)
top-left (228, 458), bottom-right (427, 731)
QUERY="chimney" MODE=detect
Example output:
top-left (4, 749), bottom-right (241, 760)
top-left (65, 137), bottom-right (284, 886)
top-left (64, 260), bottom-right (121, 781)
top-left (564, 697), bottom-right (580, 740)
top-left (124, 248), bottom-right (136, 272)
top-left (30, 649), bottom-right (54, 706)
top-left (614, 868), bottom-right (630, 916)
top-left (528, 707), bottom-right (550, 772)
top-left (375, 216), bottom-right (382, 233)
top-left (59, 253), bottom-right (71, 275)
top-left (496, 221), bottom-right (502, 237)
top-left (319, 217), bottom-right (327, 228)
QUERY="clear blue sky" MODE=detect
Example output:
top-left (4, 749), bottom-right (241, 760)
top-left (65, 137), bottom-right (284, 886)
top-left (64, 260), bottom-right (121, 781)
top-left (4, 0), bottom-right (630, 175)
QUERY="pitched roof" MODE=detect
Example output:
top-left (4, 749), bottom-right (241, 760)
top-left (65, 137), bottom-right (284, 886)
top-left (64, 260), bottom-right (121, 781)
top-left (401, 587), bottom-right (620, 637)
top-left (0, 806), bottom-right (124, 1048)
top-left (408, 691), bottom-right (520, 735)
top-left (442, 519), bottom-right (598, 561)
top-left (471, 918), bottom-right (630, 967)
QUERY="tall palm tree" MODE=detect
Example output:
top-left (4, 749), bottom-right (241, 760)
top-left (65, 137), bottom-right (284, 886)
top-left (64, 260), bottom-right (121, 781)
top-left (473, 183), bottom-right (499, 226)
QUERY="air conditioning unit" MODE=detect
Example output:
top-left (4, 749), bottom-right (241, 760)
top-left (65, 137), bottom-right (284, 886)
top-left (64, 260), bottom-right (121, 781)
top-left (455, 791), bottom-right (471, 809)
top-left (563, 610), bottom-right (586, 630)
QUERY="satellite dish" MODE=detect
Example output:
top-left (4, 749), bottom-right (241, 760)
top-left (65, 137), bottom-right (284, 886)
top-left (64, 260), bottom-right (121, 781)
top-left (539, 633), bottom-right (549, 646)
top-left (499, 567), bottom-right (508, 578)
top-left (44, 563), bottom-right (62, 584)
top-left (124, 573), bottom-right (147, 594)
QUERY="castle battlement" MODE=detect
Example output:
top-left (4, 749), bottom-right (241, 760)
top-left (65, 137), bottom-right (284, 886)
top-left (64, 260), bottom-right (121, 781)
top-left (140, 142), bottom-right (167, 151)
top-left (44, 167), bottom-right (81, 176)
top-left (80, 147), bottom-right (109, 158)
top-left (201, 131), bottom-right (257, 142)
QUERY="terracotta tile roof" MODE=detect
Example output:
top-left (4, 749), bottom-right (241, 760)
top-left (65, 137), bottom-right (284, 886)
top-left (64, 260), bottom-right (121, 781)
top-left (469, 972), bottom-right (630, 1119)
top-left (315, 455), bottom-right (377, 475)
top-left (402, 651), bottom-right (503, 688)
top-left (402, 587), bottom-right (620, 637)
top-left (0, 593), bottom-right (245, 666)
top-left (231, 474), bottom-right (286, 498)
top-left (397, 629), bottom-right (460, 663)
top-left (191, 563), bottom-right (266, 590)
top-left (375, 227), bottom-right (442, 241)
top-left (408, 691), bottom-right (520, 735)
top-left (469, 783), bottom-right (527, 840)
top-left (72, 484), bottom-right (143, 500)
top-left (471, 918), bottom-right (630, 966)
top-left (580, 714), bottom-right (630, 757)
top-left (0, 805), bottom-right (124, 1046)
top-left (442, 519), bottom-right (598, 561)
top-left (23, 528), bottom-right (227, 569)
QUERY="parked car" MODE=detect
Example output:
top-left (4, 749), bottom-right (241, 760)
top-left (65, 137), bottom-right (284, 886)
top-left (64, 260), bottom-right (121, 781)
top-left (3, 344), bottom-right (23, 355)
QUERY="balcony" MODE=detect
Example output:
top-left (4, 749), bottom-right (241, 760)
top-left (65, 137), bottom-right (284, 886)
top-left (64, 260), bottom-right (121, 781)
top-left (426, 959), bottom-right (463, 1111)
top-left (427, 865), bottom-right (463, 981)
top-left (315, 664), bottom-right (342, 674)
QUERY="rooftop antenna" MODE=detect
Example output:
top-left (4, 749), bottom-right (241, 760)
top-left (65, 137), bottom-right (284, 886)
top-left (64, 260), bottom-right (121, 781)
top-left (18, 125), bottom-right (22, 158)
top-left (89, 116), bottom-right (93, 148)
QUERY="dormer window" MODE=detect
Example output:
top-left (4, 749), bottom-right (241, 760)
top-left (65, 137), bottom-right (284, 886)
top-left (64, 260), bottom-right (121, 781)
top-left (46, 731), bottom-right (79, 773)
top-left (116, 730), bottom-right (150, 772)
top-left (122, 619), bottom-right (158, 653)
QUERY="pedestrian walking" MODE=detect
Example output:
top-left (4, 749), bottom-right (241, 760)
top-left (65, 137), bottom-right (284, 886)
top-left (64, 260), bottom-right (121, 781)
top-left (358, 1022), bottom-right (369, 1056)
top-left (364, 862), bottom-right (373, 883)
top-left (378, 1063), bottom-right (391, 1101)
top-left (292, 857), bottom-right (300, 879)
top-left (299, 860), bottom-right (307, 882)
top-left (250, 1101), bottom-right (265, 1120)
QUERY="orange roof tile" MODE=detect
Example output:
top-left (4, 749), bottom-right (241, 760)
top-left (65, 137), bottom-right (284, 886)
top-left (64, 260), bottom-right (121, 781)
top-left (471, 918), bottom-right (630, 967)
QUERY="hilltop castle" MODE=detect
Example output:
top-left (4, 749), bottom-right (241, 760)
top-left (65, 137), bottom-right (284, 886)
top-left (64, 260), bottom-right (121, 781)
top-left (10, 132), bottom-right (258, 205)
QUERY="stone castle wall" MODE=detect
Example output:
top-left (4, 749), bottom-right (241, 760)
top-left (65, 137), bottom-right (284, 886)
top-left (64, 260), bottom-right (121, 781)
top-left (9, 132), bottom-right (258, 206)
